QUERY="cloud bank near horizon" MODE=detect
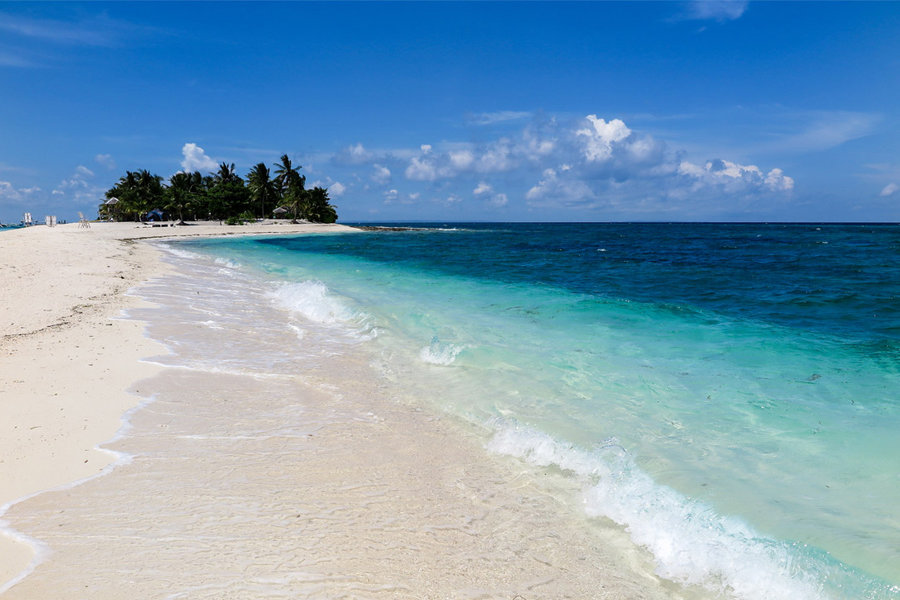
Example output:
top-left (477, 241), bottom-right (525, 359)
top-left (314, 113), bottom-right (795, 219)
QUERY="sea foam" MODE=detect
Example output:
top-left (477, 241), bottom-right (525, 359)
top-left (487, 420), bottom-right (831, 600)
top-left (268, 280), bottom-right (374, 340)
top-left (419, 336), bottom-right (465, 365)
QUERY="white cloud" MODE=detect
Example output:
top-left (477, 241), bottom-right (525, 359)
top-left (180, 143), bottom-right (217, 173)
top-left (473, 182), bottom-right (493, 196)
top-left (348, 143), bottom-right (369, 160)
top-left (678, 159), bottom-right (794, 192)
top-left (577, 116), bottom-right (632, 162)
top-left (372, 164), bottom-right (391, 184)
top-left (405, 155), bottom-right (439, 181)
top-left (881, 183), bottom-right (899, 197)
top-left (526, 167), bottom-right (595, 206)
top-left (477, 139), bottom-right (515, 172)
top-left (522, 127), bottom-right (556, 159)
top-left (684, 0), bottom-right (748, 22)
top-left (56, 165), bottom-right (94, 191)
top-left (94, 153), bottom-right (116, 170)
top-left (764, 168), bottom-right (794, 192)
top-left (51, 165), bottom-right (104, 204)
top-left (449, 150), bottom-right (475, 170)
top-left (0, 181), bottom-right (40, 201)
top-left (334, 142), bottom-right (373, 165)
top-left (338, 112), bottom-right (794, 218)
top-left (329, 182), bottom-right (346, 197)
top-left (383, 189), bottom-right (420, 205)
top-left (0, 180), bottom-right (19, 200)
top-left (473, 181), bottom-right (507, 207)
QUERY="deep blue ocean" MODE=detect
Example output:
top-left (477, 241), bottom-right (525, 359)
top-left (175, 223), bottom-right (899, 599)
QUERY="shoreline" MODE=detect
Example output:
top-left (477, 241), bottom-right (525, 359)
top-left (0, 221), bottom-right (358, 591)
top-left (1, 221), bottom-right (708, 598)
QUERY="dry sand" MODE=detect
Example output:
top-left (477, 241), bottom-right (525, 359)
top-left (0, 221), bottom-right (356, 590)
top-left (0, 221), bottom-right (705, 599)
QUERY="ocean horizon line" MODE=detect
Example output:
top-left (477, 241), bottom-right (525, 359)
top-left (341, 219), bottom-right (900, 226)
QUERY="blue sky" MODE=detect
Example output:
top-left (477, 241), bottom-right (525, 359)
top-left (1, 1), bottom-right (898, 223)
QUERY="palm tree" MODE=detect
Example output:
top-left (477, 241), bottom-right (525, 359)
top-left (216, 162), bottom-right (239, 185)
top-left (167, 171), bottom-right (198, 223)
top-left (305, 187), bottom-right (338, 223)
top-left (246, 162), bottom-right (276, 219)
top-left (274, 154), bottom-right (306, 222)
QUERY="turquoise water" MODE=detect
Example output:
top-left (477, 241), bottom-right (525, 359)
top-left (174, 223), bottom-right (899, 599)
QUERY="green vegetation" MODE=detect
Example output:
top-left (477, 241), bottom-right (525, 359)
top-left (100, 154), bottom-right (338, 223)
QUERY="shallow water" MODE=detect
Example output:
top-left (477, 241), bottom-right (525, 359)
top-left (176, 223), bottom-right (899, 599)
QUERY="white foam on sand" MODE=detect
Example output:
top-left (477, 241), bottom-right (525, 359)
top-left (487, 419), bottom-right (831, 600)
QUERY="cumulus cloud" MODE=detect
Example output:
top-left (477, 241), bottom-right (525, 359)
top-left (577, 116), bottom-right (632, 162)
top-left (763, 168), bottom-right (794, 192)
top-left (329, 182), bottom-right (346, 197)
top-left (382, 189), bottom-right (420, 206)
top-left (405, 154), bottom-right (439, 181)
top-left (881, 183), bottom-right (899, 197)
top-left (473, 182), bottom-right (493, 196)
top-left (473, 181), bottom-right (508, 208)
top-left (678, 159), bottom-right (794, 192)
top-left (181, 143), bottom-right (217, 173)
top-left (371, 164), bottom-right (391, 184)
top-left (478, 139), bottom-right (515, 172)
top-left (335, 112), bottom-right (794, 218)
top-left (449, 150), bottom-right (475, 170)
top-left (526, 167), bottom-right (595, 206)
top-left (402, 134), bottom-right (543, 183)
top-left (181, 142), bottom-right (219, 173)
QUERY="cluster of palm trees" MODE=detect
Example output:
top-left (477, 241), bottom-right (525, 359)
top-left (100, 155), bottom-right (337, 223)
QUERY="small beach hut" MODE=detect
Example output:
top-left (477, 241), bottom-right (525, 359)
top-left (101, 197), bottom-right (119, 221)
top-left (272, 206), bottom-right (289, 219)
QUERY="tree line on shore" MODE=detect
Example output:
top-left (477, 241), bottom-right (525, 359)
top-left (100, 155), bottom-right (337, 223)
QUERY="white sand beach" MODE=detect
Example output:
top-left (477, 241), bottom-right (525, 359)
top-left (0, 222), bottom-right (705, 599)
top-left (0, 221), bottom-right (356, 591)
